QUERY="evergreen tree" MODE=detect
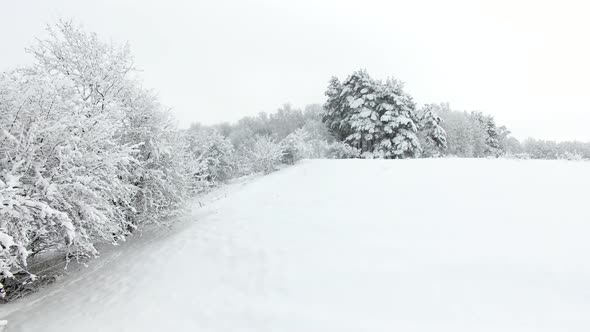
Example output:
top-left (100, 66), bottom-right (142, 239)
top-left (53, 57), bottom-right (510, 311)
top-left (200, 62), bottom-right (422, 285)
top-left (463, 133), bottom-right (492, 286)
top-left (341, 70), bottom-right (382, 152)
top-left (322, 70), bottom-right (422, 158)
top-left (419, 104), bottom-right (448, 157)
top-left (471, 112), bottom-right (501, 156)
top-left (376, 78), bottom-right (421, 158)
top-left (323, 77), bottom-right (351, 142)
top-left (483, 116), bottom-right (501, 156)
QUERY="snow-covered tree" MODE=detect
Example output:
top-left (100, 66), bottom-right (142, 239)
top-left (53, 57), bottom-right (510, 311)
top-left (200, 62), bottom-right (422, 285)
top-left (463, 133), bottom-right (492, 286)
top-left (0, 67), bottom-right (138, 272)
top-left (470, 112), bottom-right (501, 157)
top-left (323, 77), bottom-right (353, 142)
top-left (436, 105), bottom-right (477, 157)
top-left (419, 104), bottom-right (447, 157)
top-left (375, 78), bottom-right (421, 158)
top-left (281, 128), bottom-right (311, 164)
top-left (436, 105), bottom-right (510, 158)
top-left (483, 115), bottom-right (501, 156)
top-left (280, 127), bottom-right (334, 163)
top-left (184, 128), bottom-right (235, 193)
top-left (118, 88), bottom-right (189, 225)
top-left (301, 104), bottom-right (334, 144)
top-left (0, 21), bottom-right (189, 278)
top-left (268, 104), bottom-right (306, 141)
top-left (323, 70), bottom-right (422, 158)
top-left (242, 136), bottom-right (284, 174)
top-left (341, 70), bottom-right (382, 151)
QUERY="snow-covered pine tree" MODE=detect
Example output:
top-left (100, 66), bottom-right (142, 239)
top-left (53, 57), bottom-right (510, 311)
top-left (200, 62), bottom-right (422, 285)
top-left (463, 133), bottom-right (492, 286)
top-left (341, 70), bottom-right (383, 152)
top-left (419, 104), bottom-right (448, 157)
top-left (323, 70), bottom-right (422, 158)
top-left (471, 112), bottom-right (501, 157)
top-left (322, 77), bottom-right (351, 142)
top-left (483, 115), bottom-right (501, 156)
top-left (375, 78), bottom-right (422, 158)
top-left (469, 111), bottom-right (490, 157)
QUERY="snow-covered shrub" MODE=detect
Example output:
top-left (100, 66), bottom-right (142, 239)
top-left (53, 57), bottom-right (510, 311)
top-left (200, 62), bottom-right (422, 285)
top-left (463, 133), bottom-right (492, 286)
top-left (281, 127), bottom-right (337, 162)
top-left (242, 136), bottom-right (285, 174)
top-left (0, 68), bottom-right (139, 273)
top-left (0, 21), bottom-right (189, 279)
top-left (280, 131), bottom-right (304, 165)
top-left (361, 151), bottom-right (380, 159)
top-left (304, 139), bottom-right (331, 159)
top-left (326, 142), bottom-right (360, 159)
top-left (503, 152), bottom-right (531, 160)
top-left (119, 89), bottom-right (190, 225)
top-left (184, 128), bottom-right (236, 193)
top-left (559, 151), bottom-right (584, 161)
top-left (281, 128), bottom-right (318, 163)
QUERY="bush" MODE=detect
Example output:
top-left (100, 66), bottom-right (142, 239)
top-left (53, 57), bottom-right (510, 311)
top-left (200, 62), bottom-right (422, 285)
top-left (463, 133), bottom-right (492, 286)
top-left (0, 21), bottom-right (190, 280)
top-left (119, 89), bottom-right (190, 226)
top-left (326, 142), bottom-right (360, 159)
top-left (503, 152), bottom-right (531, 160)
top-left (559, 151), bottom-right (584, 161)
top-left (243, 136), bottom-right (285, 174)
top-left (184, 128), bottom-right (236, 193)
top-left (281, 128), bottom-right (318, 163)
top-left (280, 130), bottom-right (307, 164)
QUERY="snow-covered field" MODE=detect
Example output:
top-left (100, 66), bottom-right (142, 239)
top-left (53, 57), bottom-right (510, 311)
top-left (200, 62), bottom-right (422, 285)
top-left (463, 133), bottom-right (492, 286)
top-left (1, 159), bottom-right (590, 331)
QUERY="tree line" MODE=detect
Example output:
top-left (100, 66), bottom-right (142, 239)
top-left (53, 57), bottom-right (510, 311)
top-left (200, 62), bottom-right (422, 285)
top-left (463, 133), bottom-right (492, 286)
top-left (322, 69), bottom-right (589, 160)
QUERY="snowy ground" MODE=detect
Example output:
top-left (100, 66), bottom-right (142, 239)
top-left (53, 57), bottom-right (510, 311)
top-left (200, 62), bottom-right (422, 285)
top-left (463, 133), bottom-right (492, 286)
top-left (1, 158), bottom-right (590, 331)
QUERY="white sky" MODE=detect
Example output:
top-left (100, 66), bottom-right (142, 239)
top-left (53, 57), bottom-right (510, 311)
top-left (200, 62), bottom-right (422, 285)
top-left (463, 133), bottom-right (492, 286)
top-left (2, 0), bottom-right (589, 141)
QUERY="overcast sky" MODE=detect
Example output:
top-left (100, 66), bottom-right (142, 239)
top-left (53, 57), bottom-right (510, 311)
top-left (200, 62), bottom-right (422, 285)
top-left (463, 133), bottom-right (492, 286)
top-left (2, 0), bottom-right (589, 141)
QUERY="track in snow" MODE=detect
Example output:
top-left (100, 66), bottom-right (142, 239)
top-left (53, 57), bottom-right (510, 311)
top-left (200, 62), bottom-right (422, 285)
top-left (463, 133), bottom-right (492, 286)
top-left (1, 159), bottom-right (590, 331)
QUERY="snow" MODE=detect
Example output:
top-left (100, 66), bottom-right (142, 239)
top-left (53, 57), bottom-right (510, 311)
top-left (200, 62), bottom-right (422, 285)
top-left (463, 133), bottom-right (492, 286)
top-left (359, 108), bottom-right (373, 118)
top-left (2, 158), bottom-right (590, 331)
top-left (349, 97), bottom-right (365, 109)
top-left (382, 103), bottom-right (394, 111)
top-left (0, 233), bottom-right (15, 249)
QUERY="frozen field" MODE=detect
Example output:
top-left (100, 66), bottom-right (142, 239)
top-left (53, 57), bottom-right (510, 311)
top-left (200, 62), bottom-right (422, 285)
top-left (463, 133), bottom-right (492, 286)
top-left (1, 159), bottom-right (590, 331)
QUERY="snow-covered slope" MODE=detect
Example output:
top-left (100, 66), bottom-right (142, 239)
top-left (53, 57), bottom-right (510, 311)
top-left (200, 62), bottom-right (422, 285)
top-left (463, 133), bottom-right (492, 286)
top-left (2, 159), bottom-right (590, 331)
